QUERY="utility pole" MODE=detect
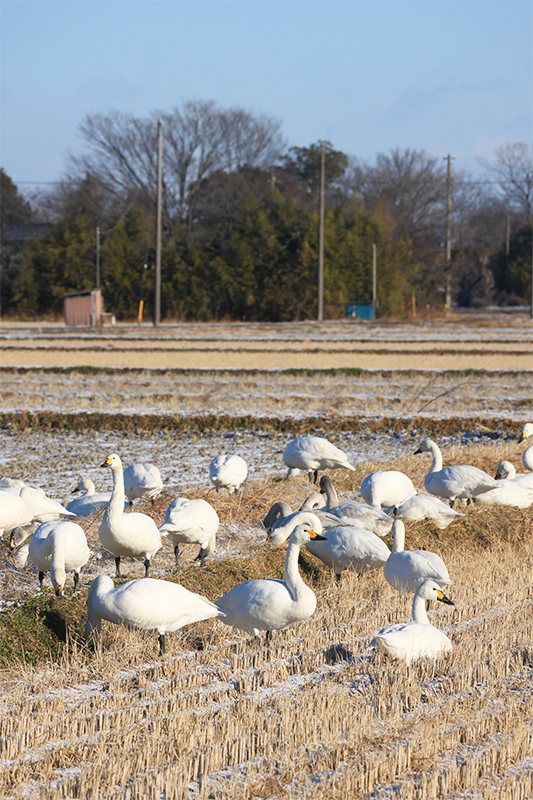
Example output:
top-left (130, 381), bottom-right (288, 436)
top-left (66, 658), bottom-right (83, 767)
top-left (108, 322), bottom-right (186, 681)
top-left (154, 119), bottom-right (163, 327)
top-left (317, 141), bottom-right (325, 321)
top-left (372, 243), bottom-right (377, 318)
top-left (445, 154), bottom-right (453, 310)
top-left (95, 226), bottom-right (101, 289)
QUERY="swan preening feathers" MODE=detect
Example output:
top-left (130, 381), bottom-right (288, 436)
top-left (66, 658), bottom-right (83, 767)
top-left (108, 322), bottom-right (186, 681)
top-left (28, 519), bottom-right (90, 595)
top-left (209, 455), bottom-right (248, 494)
top-left (159, 497), bottom-right (219, 568)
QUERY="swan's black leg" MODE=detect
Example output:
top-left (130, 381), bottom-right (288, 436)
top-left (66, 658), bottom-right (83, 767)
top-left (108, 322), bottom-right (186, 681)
top-left (194, 547), bottom-right (209, 570)
top-left (115, 556), bottom-right (121, 577)
top-left (158, 633), bottom-right (165, 656)
top-left (335, 572), bottom-right (342, 584)
top-left (38, 572), bottom-right (45, 591)
top-left (144, 559), bottom-right (150, 578)
top-left (174, 544), bottom-right (180, 565)
top-left (73, 572), bottom-right (80, 593)
top-left (266, 630), bottom-right (272, 645)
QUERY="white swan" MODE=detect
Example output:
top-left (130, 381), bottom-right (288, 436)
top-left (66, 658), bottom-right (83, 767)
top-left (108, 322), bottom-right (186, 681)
top-left (4, 486), bottom-right (75, 524)
top-left (66, 478), bottom-right (117, 517)
top-left (415, 438), bottom-right (499, 506)
top-left (123, 462), bottom-right (163, 502)
top-left (299, 491), bottom-right (327, 511)
top-left (267, 511), bottom-right (390, 581)
top-left (368, 579), bottom-right (454, 663)
top-left (159, 497), bottom-right (219, 568)
top-left (384, 519), bottom-right (452, 595)
top-left (263, 502), bottom-right (342, 541)
top-left (28, 519), bottom-right (90, 595)
top-left (319, 475), bottom-right (393, 536)
top-left (519, 423), bottom-right (533, 471)
top-left (209, 455), bottom-right (248, 494)
top-left (0, 476), bottom-right (26, 490)
top-left (473, 474), bottom-right (533, 508)
top-left (216, 523), bottom-right (326, 640)
top-left (360, 470), bottom-right (417, 509)
top-left (283, 435), bottom-right (355, 482)
top-left (0, 489), bottom-right (35, 536)
top-left (495, 460), bottom-right (533, 490)
top-left (388, 494), bottom-right (465, 530)
top-left (85, 574), bottom-right (224, 655)
top-left (99, 454), bottom-right (162, 577)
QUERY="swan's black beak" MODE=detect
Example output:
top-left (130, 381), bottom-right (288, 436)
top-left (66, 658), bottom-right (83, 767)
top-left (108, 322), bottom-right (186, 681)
top-left (436, 589), bottom-right (454, 606)
top-left (414, 446), bottom-right (422, 455)
top-left (306, 529), bottom-right (327, 541)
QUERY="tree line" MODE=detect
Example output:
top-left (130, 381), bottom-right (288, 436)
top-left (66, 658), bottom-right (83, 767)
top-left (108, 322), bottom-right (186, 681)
top-left (1, 99), bottom-right (531, 321)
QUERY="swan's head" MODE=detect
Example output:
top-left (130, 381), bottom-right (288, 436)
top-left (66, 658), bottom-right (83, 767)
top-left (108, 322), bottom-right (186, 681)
top-left (73, 477), bottom-right (94, 494)
top-left (9, 524), bottom-right (34, 550)
top-left (101, 453), bottom-right (122, 470)
top-left (495, 460), bottom-right (515, 479)
top-left (289, 523), bottom-right (327, 546)
top-left (267, 511), bottom-right (323, 547)
top-left (414, 438), bottom-right (435, 455)
top-left (319, 475), bottom-right (333, 492)
top-left (415, 579), bottom-right (454, 606)
top-left (519, 423), bottom-right (533, 442)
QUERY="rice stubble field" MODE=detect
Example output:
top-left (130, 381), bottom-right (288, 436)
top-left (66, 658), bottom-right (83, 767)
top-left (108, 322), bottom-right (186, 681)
top-left (1, 314), bottom-right (532, 799)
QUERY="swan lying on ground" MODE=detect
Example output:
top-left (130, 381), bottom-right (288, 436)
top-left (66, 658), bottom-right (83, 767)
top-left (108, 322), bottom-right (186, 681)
top-left (283, 435), bottom-right (355, 483)
top-left (99, 454), bottom-right (162, 577)
top-left (267, 511), bottom-right (390, 581)
top-left (519, 423), bottom-right (533, 471)
top-left (123, 462), bottom-right (163, 502)
top-left (367, 579), bottom-right (454, 663)
top-left (473, 474), bottom-right (533, 508)
top-left (360, 470), bottom-right (417, 509)
top-left (495, 460), bottom-right (533, 490)
top-left (85, 575), bottom-right (224, 655)
top-left (66, 478), bottom-right (121, 517)
top-left (384, 519), bottom-right (452, 595)
top-left (28, 519), bottom-right (90, 595)
top-left (319, 476), bottom-right (393, 536)
top-left (415, 438), bottom-right (499, 506)
top-left (216, 523), bottom-right (326, 641)
top-left (387, 494), bottom-right (465, 529)
top-left (159, 497), bottom-right (219, 568)
top-left (209, 455), bottom-right (248, 493)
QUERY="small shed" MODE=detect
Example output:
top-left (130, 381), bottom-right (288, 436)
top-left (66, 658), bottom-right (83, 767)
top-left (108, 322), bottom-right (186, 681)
top-left (347, 301), bottom-right (374, 320)
top-left (64, 290), bottom-right (103, 327)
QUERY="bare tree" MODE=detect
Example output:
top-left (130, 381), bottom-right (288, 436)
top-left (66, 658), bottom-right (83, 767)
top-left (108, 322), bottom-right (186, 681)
top-left (71, 101), bottom-right (286, 234)
top-left (479, 142), bottom-right (533, 221)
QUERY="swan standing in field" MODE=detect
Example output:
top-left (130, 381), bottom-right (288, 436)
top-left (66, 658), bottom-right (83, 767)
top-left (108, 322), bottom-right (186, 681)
top-left (123, 462), bottom-right (163, 502)
top-left (267, 511), bottom-right (390, 581)
top-left (216, 523), bottom-right (326, 641)
top-left (319, 475), bottom-right (393, 536)
top-left (209, 455), bottom-right (248, 494)
top-left (367, 579), bottom-right (454, 664)
top-left (283, 435), bottom-right (355, 483)
top-left (384, 519), bottom-right (452, 596)
top-left (99, 454), bottom-right (162, 577)
top-left (388, 494), bottom-right (465, 530)
top-left (159, 497), bottom-right (219, 568)
top-left (28, 519), bottom-right (90, 595)
top-left (85, 575), bottom-right (225, 655)
top-left (414, 438), bottom-right (499, 506)
top-left (360, 470), bottom-right (417, 509)
top-left (495, 460), bottom-right (533, 490)
top-left (519, 423), bottom-right (533, 471)
top-left (66, 478), bottom-right (119, 517)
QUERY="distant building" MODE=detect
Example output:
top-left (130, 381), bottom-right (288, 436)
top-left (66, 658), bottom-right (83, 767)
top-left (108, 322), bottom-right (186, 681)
top-left (64, 289), bottom-right (110, 327)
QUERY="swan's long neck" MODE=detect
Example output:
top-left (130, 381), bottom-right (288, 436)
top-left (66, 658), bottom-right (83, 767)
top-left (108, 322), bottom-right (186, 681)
top-left (107, 464), bottom-right (125, 518)
top-left (412, 592), bottom-right (430, 625)
top-left (50, 528), bottom-right (67, 587)
top-left (390, 520), bottom-right (405, 554)
top-left (284, 540), bottom-right (306, 601)
top-left (265, 502), bottom-right (292, 529)
top-left (427, 441), bottom-right (443, 473)
top-left (322, 478), bottom-right (338, 509)
top-left (84, 479), bottom-right (96, 497)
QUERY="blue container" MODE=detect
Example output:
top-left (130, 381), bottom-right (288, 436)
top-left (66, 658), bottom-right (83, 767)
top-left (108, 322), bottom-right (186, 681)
top-left (347, 302), bottom-right (374, 320)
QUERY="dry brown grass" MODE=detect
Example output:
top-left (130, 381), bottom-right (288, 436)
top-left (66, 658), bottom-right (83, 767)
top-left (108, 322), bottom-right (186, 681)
top-left (1, 446), bottom-right (533, 799)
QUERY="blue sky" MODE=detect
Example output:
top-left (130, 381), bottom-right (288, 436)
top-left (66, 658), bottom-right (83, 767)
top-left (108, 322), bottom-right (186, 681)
top-left (1, 0), bottom-right (531, 189)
